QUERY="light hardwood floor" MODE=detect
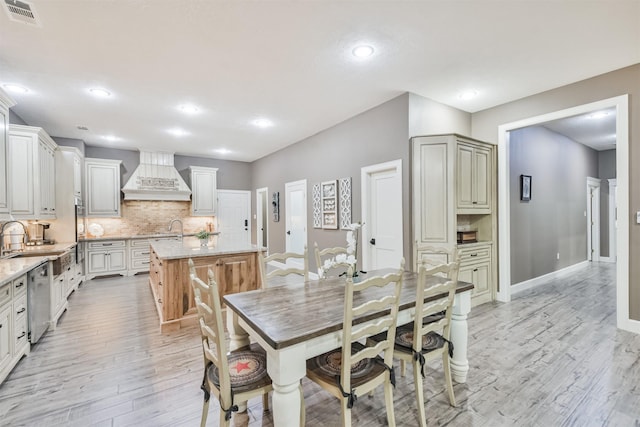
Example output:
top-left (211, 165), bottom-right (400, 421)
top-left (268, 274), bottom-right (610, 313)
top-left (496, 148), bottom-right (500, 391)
top-left (0, 262), bottom-right (638, 426)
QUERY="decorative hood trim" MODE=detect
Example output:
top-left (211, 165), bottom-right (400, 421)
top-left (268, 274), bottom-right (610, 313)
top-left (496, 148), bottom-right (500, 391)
top-left (122, 151), bottom-right (191, 201)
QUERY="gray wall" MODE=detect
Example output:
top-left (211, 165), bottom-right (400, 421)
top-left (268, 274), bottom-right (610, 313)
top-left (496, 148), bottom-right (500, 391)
top-left (250, 93), bottom-right (471, 274)
top-left (251, 94), bottom-right (410, 273)
top-left (598, 149), bottom-right (616, 257)
top-left (509, 126), bottom-right (598, 284)
top-left (471, 63), bottom-right (640, 320)
top-left (8, 109), bottom-right (27, 125)
top-left (52, 137), bottom-right (86, 156)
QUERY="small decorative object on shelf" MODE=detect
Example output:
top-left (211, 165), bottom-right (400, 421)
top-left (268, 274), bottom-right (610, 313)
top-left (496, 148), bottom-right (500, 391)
top-left (195, 229), bottom-right (211, 247)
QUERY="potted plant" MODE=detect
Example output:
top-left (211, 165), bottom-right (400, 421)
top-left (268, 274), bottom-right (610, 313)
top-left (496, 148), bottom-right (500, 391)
top-left (195, 229), bottom-right (210, 247)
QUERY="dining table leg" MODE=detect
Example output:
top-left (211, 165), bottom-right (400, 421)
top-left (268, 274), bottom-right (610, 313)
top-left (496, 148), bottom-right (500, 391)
top-left (267, 345), bottom-right (306, 427)
top-left (450, 289), bottom-right (471, 383)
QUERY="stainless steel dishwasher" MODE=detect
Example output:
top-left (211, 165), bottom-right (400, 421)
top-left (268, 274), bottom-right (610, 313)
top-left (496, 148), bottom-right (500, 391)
top-left (27, 261), bottom-right (50, 343)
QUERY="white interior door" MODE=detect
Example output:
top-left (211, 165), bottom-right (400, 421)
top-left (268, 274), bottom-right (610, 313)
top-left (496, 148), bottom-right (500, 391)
top-left (609, 179), bottom-right (617, 262)
top-left (361, 160), bottom-right (403, 270)
top-left (217, 190), bottom-right (251, 246)
top-left (587, 177), bottom-right (601, 262)
top-left (256, 187), bottom-right (269, 249)
top-left (285, 180), bottom-right (307, 266)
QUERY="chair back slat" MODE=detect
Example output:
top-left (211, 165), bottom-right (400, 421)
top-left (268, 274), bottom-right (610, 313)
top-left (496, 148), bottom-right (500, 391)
top-left (259, 246), bottom-right (309, 285)
top-left (189, 259), bottom-right (233, 399)
top-left (314, 242), bottom-right (350, 279)
top-left (340, 261), bottom-right (404, 394)
top-left (413, 260), bottom-right (459, 354)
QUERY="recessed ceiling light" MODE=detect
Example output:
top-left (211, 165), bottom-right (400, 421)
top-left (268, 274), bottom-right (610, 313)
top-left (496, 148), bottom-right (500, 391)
top-left (103, 135), bottom-right (120, 142)
top-left (216, 148), bottom-right (231, 155)
top-left (2, 83), bottom-right (29, 94)
top-left (167, 128), bottom-right (189, 137)
top-left (252, 118), bottom-right (273, 128)
top-left (178, 104), bottom-right (199, 114)
top-left (352, 45), bottom-right (375, 58)
top-left (88, 87), bottom-right (111, 98)
top-left (588, 111), bottom-right (609, 119)
top-left (458, 90), bottom-right (478, 100)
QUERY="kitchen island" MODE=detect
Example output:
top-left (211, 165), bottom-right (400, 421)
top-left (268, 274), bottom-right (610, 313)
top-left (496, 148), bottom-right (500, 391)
top-left (148, 236), bottom-right (265, 333)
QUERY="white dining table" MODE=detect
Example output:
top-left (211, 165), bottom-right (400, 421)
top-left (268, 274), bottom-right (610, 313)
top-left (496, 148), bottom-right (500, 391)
top-left (223, 269), bottom-right (473, 427)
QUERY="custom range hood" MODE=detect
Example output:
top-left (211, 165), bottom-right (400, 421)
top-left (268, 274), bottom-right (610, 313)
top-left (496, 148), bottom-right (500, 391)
top-left (122, 151), bottom-right (191, 201)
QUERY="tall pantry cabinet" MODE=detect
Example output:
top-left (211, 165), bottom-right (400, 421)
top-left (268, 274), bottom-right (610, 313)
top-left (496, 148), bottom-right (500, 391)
top-left (411, 134), bottom-right (497, 306)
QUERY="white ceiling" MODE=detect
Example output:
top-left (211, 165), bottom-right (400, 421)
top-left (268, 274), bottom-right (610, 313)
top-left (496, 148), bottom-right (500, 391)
top-left (542, 107), bottom-right (617, 151)
top-left (1, 1), bottom-right (638, 162)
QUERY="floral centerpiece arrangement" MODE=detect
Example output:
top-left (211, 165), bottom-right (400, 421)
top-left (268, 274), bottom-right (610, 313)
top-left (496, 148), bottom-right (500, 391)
top-left (322, 222), bottom-right (364, 278)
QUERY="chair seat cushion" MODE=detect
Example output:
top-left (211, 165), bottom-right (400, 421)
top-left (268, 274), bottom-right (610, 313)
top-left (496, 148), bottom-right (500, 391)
top-left (208, 343), bottom-right (271, 393)
top-left (306, 342), bottom-right (387, 388)
top-left (370, 327), bottom-right (447, 355)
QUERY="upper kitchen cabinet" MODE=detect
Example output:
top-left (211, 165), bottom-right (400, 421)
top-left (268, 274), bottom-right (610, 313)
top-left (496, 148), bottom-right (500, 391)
top-left (187, 166), bottom-right (218, 216)
top-left (85, 158), bottom-right (121, 217)
top-left (456, 139), bottom-right (492, 213)
top-left (8, 125), bottom-right (57, 220)
top-left (72, 150), bottom-right (83, 204)
top-left (0, 89), bottom-right (15, 220)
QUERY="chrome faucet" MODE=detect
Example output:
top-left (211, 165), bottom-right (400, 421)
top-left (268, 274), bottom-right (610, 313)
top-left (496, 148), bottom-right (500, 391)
top-left (168, 218), bottom-right (183, 239)
top-left (0, 221), bottom-right (28, 257)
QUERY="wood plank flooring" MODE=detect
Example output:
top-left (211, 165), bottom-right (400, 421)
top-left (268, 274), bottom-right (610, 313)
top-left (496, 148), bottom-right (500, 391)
top-left (0, 262), bottom-right (638, 426)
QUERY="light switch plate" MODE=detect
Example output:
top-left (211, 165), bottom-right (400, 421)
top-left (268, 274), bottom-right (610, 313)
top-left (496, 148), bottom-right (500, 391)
top-left (636, 211), bottom-right (640, 224)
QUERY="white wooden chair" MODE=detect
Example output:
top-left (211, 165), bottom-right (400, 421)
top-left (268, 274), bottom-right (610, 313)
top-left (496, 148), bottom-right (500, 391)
top-left (189, 259), bottom-right (272, 426)
top-left (369, 259), bottom-right (459, 427)
top-left (306, 260), bottom-right (405, 427)
top-left (258, 245), bottom-right (309, 286)
top-left (313, 241), bottom-right (350, 279)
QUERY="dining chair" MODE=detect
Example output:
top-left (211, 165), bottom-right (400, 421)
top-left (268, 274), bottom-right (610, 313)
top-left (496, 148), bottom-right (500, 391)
top-left (306, 260), bottom-right (405, 427)
top-left (258, 245), bottom-right (309, 286)
top-left (313, 241), bottom-right (350, 279)
top-left (414, 244), bottom-right (459, 271)
top-left (189, 259), bottom-right (272, 426)
top-left (369, 259), bottom-right (459, 427)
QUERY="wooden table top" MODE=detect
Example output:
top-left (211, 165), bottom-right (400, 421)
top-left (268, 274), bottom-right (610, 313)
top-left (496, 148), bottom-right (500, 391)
top-left (223, 269), bottom-right (474, 350)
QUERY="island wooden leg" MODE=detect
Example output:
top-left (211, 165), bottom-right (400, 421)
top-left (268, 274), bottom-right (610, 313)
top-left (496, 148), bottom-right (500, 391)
top-left (226, 309), bottom-right (250, 351)
top-left (450, 290), bottom-right (471, 383)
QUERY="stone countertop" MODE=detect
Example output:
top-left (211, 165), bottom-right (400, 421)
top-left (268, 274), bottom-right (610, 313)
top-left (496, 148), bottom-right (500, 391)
top-left (150, 236), bottom-right (265, 260)
top-left (80, 232), bottom-right (220, 242)
top-left (0, 256), bottom-right (48, 285)
top-left (21, 242), bottom-right (77, 255)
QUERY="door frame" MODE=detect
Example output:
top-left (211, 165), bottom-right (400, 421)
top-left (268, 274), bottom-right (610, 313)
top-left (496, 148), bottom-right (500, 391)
top-left (586, 177), bottom-right (601, 262)
top-left (360, 159), bottom-right (403, 271)
top-left (256, 187), bottom-right (269, 249)
top-left (607, 179), bottom-right (617, 263)
top-left (284, 179), bottom-right (307, 265)
top-left (496, 94), bottom-right (634, 333)
top-left (217, 189), bottom-right (252, 244)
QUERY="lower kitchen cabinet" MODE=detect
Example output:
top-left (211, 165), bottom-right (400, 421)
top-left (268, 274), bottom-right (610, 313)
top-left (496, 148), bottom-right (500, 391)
top-left (458, 242), bottom-right (493, 306)
top-left (0, 273), bottom-right (30, 384)
top-left (86, 240), bottom-right (127, 280)
top-left (128, 239), bottom-right (151, 275)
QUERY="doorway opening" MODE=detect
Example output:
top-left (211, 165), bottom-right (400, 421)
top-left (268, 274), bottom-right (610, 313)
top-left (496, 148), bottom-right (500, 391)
top-left (256, 187), bottom-right (269, 250)
top-left (497, 94), bottom-right (634, 333)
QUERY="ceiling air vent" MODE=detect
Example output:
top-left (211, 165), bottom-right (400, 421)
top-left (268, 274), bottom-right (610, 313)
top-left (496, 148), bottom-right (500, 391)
top-left (3, 0), bottom-right (40, 27)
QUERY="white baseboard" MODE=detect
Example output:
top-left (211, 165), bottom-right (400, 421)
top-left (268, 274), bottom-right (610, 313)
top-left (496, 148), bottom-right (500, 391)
top-left (619, 318), bottom-right (640, 334)
top-left (598, 256), bottom-right (616, 263)
top-left (511, 260), bottom-right (590, 295)
top-left (267, 260), bottom-right (319, 280)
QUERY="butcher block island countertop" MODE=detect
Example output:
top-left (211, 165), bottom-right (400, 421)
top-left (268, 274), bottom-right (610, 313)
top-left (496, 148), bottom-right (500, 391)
top-left (149, 237), bottom-right (265, 333)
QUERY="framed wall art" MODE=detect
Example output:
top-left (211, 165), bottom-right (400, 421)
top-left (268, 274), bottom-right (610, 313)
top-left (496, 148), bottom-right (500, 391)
top-left (321, 180), bottom-right (338, 229)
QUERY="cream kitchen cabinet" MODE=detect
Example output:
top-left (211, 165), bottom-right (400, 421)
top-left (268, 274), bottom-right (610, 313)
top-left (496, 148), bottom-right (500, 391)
top-left (411, 134), bottom-right (497, 307)
top-left (0, 273), bottom-right (30, 385)
top-left (128, 238), bottom-right (151, 275)
top-left (7, 125), bottom-right (58, 219)
top-left (188, 166), bottom-right (218, 216)
top-left (86, 240), bottom-right (127, 280)
top-left (85, 158), bottom-right (121, 217)
top-left (72, 150), bottom-right (83, 203)
top-left (456, 141), bottom-right (491, 213)
top-left (0, 89), bottom-right (15, 219)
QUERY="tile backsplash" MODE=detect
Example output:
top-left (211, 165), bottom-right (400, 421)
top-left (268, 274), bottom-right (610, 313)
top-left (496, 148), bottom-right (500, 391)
top-left (84, 200), bottom-right (213, 237)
